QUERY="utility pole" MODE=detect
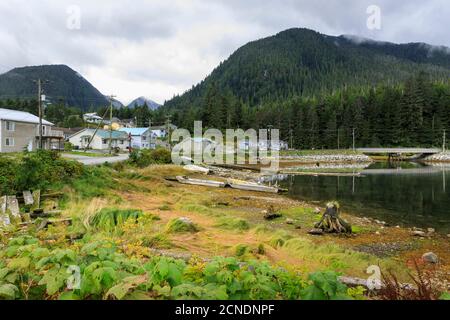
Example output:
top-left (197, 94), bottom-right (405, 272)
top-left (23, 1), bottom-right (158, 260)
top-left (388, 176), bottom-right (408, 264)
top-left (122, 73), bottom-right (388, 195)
top-left (444, 129), bottom-right (447, 152)
top-left (34, 79), bottom-right (48, 150)
top-left (166, 115), bottom-right (172, 151)
top-left (352, 128), bottom-right (356, 151)
top-left (108, 95), bottom-right (116, 155)
top-left (38, 79), bottom-right (43, 150)
top-left (267, 125), bottom-right (273, 151)
top-left (337, 128), bottom-right (340, 150)
top-left (289, 128), bottom-right (294, 150)
top-left (149, 118), bottom-right (152, 149)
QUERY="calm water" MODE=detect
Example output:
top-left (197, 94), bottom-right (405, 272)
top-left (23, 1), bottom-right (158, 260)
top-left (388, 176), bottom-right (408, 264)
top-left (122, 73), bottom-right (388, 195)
top-left (274, 162), bottom-right (450, 233)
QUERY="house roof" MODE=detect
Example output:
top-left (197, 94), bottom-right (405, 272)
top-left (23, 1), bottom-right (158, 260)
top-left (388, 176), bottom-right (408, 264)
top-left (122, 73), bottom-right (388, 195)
top-left (0, 108), bottom-right (54, 126)
top-left (119, 128), bottom-right (150, 136)
top-left (70, 128), bottom-right (128, 140)
top-left (150, 124), bottom-right (178, 131)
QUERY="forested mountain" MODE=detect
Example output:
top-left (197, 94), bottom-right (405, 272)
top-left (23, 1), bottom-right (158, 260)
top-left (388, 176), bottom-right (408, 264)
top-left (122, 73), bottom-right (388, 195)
top-left (0, 65), bottom-right (109, 110)
top-left (165, 28), bottom-right (450, 110)
top-left (164, 28), bottom-right (450, 148)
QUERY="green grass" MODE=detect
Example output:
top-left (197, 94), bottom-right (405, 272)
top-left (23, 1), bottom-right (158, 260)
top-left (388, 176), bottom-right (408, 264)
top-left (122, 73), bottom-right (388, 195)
top-left (89, 208), bottom-right (143, 232)
top-left (215, 217), bottom-right (250, 231)
top-left (165, 218), bottom-right (199, 234)
top-left (142, 233), bottom-right (172, 249)
top-left (63, 151), bottom-right (115, 158)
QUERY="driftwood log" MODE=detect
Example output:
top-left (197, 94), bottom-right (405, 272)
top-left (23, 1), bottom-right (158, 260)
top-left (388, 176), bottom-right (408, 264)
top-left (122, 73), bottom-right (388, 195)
top-left (314, 202), bottom-right (352, 234)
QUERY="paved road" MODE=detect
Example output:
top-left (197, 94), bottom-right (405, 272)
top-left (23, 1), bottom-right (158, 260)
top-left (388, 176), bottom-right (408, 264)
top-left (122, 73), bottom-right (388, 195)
top-left (62, 153), bottom-right (130, 166)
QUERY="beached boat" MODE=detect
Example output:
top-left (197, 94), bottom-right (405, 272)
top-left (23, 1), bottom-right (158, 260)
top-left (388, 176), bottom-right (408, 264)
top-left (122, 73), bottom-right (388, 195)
top-left (227, 179), bottom-right (284, 194)
top-left (183, 165), bottom-right (211, 174)
top-left (176, 176), bottom-right (226, 188)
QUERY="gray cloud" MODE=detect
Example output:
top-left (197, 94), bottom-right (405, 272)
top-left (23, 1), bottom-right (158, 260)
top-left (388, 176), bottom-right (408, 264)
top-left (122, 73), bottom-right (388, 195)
top-left (0, 0), bottom-right (448, 104)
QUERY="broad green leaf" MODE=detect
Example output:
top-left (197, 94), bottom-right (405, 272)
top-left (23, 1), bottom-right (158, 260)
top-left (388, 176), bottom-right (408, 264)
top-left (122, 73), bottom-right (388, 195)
top-left (0, 284), bottom-right (19, 300)
top-left (300, 285), bottom-right (327, 300)
top-left (7, 257), bottom-right (30, 271)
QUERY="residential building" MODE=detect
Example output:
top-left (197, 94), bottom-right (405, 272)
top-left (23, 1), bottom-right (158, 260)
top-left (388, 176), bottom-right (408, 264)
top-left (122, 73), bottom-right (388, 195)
top-left (150, 124), bottom-right (178, 139)
top-left (0, 108), bottom-right (64, 153)
top-left (83, 113), bottom-right (103, 124)
top-left (68, 129), bottom-right (129, 151)
top-left (53, 127), bottom-right (84, 141)
top-left (119, 128), bottom-right (154, 150)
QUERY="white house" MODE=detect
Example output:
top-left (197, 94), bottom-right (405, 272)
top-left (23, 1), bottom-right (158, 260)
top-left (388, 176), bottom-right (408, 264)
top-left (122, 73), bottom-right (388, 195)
top-left (150, 124), bottom-right (178, 139)
top-left (0, 108), bottom-right (64, 153)
top-left (68, 128), bottom-right (129, 151)
top-left (83, 113), bottom-right (104, 124)
top-left (119, 128), bottom-right (154, 150)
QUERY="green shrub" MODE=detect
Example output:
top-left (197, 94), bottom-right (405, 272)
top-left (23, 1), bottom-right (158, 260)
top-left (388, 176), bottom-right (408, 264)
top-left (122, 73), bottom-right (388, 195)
top-left (129, 148), bottom-right (172, 168)
top-left (64, 142), bottom-right (74, 152)
top-left (0, 157), bottom-right (19, 195)
top-left (0, 235), bottom-right (362, 300)
top-left (0, 151), bottom-right (84, 195)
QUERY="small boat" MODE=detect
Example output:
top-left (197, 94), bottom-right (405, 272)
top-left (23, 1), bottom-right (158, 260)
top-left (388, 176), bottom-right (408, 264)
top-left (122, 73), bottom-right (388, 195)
top-left (227, 179), bottom-right (283, 194)
top-left (176, 176), bottom-right (226, 188)
top-left (183, 165), bottom-right (210, 174)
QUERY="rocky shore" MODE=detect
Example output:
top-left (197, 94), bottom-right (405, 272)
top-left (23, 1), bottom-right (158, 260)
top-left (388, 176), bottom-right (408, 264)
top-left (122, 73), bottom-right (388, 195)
top-left (280, 154), bottom-right (373, 163)
top-left (424, 152), bottom-right (450, 162)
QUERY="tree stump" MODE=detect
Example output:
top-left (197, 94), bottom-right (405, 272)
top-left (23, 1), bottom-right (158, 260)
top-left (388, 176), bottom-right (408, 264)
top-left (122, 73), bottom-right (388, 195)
top-left (314, 202), bottom-right (352, 234)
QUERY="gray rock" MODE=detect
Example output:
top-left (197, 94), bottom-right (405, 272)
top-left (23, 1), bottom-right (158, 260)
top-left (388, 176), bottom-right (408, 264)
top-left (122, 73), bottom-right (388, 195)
top-left (286, 218), bottom-right (294, 225)
top-left (422, 252), bottom-right (439, 264)
top-left (427, 228), bottom-right (435, 234)
top-left (412, 230), bottom-right (426, 237)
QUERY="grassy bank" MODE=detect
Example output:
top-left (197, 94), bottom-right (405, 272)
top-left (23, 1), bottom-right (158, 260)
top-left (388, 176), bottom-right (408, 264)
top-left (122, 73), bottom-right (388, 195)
top-left (0, 152), bottom-right (448, 300)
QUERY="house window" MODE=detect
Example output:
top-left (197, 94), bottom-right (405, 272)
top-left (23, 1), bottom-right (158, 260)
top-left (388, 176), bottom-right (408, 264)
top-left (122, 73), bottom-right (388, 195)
top-left (5, 138), bottom-right (14, 147)
top-left (142, 136), bottom-right (147, 141)
top-left (6, 121), bottom-right (15, 131)
top-left (102, 139), bottom-right (108, 144)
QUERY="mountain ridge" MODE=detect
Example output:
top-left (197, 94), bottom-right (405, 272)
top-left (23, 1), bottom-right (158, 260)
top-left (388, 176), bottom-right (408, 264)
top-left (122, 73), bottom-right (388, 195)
top-left (0, 64), bottom-right (109, 110)
top-left (164, 28), bottom-right (450, 110)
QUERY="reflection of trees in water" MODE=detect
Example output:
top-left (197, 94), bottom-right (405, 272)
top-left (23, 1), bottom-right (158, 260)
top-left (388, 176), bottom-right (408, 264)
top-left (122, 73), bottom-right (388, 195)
top-left (277, 168), bottom-right (450, 232)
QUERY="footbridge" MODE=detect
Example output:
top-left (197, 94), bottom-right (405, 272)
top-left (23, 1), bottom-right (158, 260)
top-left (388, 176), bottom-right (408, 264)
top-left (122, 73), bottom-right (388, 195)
top-left (357, 148), bottom-right (442, 157)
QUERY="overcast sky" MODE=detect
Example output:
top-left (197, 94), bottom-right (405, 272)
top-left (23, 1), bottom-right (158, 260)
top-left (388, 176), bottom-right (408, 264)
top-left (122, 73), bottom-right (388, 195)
top-left (0, 0), bottom-right (449, 104)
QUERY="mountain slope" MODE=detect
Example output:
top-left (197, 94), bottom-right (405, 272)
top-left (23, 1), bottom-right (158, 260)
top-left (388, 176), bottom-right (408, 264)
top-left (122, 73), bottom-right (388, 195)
top-left (128, 96), bottom-right (161, 110)
top-left (165, 28), bottom-right (450, 109)
top-left (0, 65), bottom-right (109, 110)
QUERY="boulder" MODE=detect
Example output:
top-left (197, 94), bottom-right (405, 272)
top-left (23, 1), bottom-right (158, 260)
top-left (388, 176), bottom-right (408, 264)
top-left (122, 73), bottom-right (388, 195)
top-left (427, 228), bottom-right (435, 234)
top-left (286, 218), bottom-right (294, 225)
top-left (412, 230), bottom-right (426, 237)
top-left (422, 252), bottom-right (439, 264)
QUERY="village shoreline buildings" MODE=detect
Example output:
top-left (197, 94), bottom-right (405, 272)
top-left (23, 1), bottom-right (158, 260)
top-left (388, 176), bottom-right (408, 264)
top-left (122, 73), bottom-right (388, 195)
top-left (0, 108), bottom-right (64, 153)
top-left (68, 129), bottom-right (129, 151)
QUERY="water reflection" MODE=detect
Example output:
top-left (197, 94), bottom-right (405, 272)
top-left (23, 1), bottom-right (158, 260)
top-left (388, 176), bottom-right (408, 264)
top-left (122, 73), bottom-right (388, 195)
top-left (271, 162), bottom-right (450, 233)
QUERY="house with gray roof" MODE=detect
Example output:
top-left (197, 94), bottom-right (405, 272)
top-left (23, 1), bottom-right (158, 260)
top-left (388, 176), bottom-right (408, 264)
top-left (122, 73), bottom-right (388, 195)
top-left (0, 108), bottom-right (64, 153)
top-left (68, 128), bottom-right (129, 151)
